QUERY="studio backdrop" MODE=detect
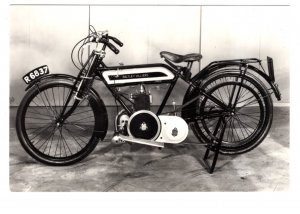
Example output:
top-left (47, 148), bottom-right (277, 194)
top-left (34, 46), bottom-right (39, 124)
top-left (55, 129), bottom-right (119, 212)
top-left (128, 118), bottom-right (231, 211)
top-left (10, 5), bottom-right (289, 106)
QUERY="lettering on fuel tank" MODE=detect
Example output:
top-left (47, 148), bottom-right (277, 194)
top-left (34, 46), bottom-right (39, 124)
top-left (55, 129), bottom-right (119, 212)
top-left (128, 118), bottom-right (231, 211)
top-left (108, 72), bottom-right (167, 80)
top-left (121, 73), bottom-right (149, 79)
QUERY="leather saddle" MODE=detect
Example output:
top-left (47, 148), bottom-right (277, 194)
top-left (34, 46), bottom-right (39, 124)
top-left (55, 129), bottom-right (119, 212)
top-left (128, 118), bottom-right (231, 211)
top-left (160, 51), bottom-right (202, 63)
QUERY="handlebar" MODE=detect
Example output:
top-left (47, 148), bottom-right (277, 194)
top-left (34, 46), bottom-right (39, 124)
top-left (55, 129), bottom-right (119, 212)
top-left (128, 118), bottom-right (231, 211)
top-left (90, 31), bottom-right (123, 54)
top-left (105, 41), bottom-right (120, 54)
top-left (108, 36), bottom-right (123, 47)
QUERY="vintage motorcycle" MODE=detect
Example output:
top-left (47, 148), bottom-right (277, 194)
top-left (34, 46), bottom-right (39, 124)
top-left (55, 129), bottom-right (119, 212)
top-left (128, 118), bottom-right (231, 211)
top-left (16, 26), bottom-right (281, 173)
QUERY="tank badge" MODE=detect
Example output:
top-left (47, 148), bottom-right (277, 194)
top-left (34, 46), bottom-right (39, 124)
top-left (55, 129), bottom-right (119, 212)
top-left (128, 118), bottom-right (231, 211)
top-left (172, 127), bottom-right (178, 137)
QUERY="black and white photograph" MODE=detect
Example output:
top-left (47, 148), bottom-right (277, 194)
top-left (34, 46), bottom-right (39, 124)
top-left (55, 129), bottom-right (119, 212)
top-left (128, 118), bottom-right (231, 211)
top-left (3, 0), bottom-right (300, 212)
top-left (8, 3), bottom-right (291, 193)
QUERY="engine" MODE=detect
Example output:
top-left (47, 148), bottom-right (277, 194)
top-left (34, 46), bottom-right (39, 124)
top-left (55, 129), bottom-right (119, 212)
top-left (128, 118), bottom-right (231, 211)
top-left (114, 84), bottom-right (189, 144)
top-left (115, 84), bottom-right (151, 135)
top-left (131, 84), bottom-right (151, 111)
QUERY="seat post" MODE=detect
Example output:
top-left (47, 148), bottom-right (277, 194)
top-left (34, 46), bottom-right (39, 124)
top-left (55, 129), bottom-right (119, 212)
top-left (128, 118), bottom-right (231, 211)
top-left (183, 61), bottom-right (194, 81)
top-left (187, 61), bottom-right (193, 72)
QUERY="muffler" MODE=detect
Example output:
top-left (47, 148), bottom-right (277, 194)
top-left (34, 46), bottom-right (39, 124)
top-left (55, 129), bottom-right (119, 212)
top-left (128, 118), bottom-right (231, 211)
top-left (111, 134), bottom-right (164, 148)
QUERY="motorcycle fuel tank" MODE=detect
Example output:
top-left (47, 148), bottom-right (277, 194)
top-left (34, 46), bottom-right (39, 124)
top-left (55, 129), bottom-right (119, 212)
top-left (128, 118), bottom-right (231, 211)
top-left (102, 65), bottom-right (175, 85)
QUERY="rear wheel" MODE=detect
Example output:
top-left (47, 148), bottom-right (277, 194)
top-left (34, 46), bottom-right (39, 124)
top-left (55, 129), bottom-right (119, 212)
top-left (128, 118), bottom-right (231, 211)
top-left (16, 79), bottom-right (107, 165)
top-left (190, 73), bottom-right (273, 155)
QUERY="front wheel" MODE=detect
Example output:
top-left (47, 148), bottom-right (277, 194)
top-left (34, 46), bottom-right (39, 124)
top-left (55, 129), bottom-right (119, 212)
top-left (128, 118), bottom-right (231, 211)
top-left (189, 73), bottom-right (273, 155)
top-left (16, 78), bottom-right (108, 165)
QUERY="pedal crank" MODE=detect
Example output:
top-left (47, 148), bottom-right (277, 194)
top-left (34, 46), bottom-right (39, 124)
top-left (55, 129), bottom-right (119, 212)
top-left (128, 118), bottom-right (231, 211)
top-left (111, 134), bottom-right (164, 148)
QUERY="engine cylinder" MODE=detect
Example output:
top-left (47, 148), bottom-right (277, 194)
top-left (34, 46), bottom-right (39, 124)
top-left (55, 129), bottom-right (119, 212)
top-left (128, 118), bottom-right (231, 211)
top-left (132, 93), bottom-right (150, 111)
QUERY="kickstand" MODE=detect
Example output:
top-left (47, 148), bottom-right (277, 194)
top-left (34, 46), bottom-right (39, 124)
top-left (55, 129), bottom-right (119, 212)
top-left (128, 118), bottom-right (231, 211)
top-left (202, 117), bottom-right (227, 174)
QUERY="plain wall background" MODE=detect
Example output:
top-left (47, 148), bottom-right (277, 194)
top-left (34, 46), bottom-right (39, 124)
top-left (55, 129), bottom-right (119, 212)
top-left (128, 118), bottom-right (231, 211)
top-left (10, 5), bottom-right (289, 106)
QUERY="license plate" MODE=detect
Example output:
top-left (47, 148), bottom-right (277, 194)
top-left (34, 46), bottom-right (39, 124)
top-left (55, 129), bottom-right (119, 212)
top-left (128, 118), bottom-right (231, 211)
top-left (23, 65), bottom-right (50, 84)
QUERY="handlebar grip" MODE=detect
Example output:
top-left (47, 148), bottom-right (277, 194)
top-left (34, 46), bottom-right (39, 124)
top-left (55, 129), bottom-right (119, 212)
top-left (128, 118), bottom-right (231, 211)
top-left (109, 36), bottom-right (123, 47)
top-left (106, 42), bottom-right (119, 54)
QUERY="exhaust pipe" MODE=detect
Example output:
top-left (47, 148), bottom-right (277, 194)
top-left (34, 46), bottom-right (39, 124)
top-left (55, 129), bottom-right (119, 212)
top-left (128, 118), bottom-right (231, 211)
top-left (111, 134), bottom-right (164, 148)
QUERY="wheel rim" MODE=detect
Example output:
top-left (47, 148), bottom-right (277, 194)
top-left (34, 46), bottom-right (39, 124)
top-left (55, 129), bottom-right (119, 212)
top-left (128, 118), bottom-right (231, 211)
top-left (22, 84), bottom-right (96, 160)
top-left (196, 76), bottom-right (266, 147)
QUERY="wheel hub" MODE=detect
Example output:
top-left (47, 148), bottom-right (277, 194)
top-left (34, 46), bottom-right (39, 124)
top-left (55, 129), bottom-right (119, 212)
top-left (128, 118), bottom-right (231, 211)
top-left (55, 118), bottom-right (64, 127)
top-left (224, 109), bottom-right (235, 117)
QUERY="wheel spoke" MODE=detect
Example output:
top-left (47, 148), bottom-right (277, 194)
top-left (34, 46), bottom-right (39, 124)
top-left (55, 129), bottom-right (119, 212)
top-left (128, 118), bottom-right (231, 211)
top-left (59, 128), bottom-right (73, 156)
top-left (235, 112), bottom-right (261, 122)
top-left (45, 88), bottom-right (59, 116)
top-left (32, 97), bottom-right (54, 119)
top-left (25, 116), bottom-right (52, 121)
top-left (35, 125), bottom-right (57, 150)
top-left (63, 126), bottom-right (87, 148)
top-left (232, 119), bottom-right (241, 142)
top-left (69, 109), bottom-right (93, 116)
top-left (67, 115), bottom-right (95, 123)
top-left (64, 122), bottom-right (92, 133)
top-left (236, 94), bottom-right (258, 106)
top-left (52, 87), bottom-right (57, 112)
top-left (29, 123), bottom-right (54, 141)
top-left (64, 124), bottom-right (92, 141)
top-left (47, 129), bottom-right (55, 156)
top-left (42, 88), bottom-right (59, 118)
top-left (27, 108), bottom-right (52, 119)
top-left (60, 86), bottom-right (66, 115)
top-left (233, 115), bottom-right (256, 132)
top-left (235, 86), bottom-right (249, 103)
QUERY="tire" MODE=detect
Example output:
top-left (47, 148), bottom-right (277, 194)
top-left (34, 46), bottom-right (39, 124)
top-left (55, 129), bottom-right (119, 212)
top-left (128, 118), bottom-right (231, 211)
top-left (16, 78), bottom-right (108, 165)
top-left (189, 72), bottom-right (273, 155)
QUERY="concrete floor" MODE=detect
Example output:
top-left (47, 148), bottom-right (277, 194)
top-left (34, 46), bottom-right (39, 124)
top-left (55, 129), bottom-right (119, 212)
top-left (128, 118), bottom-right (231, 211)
top-left (9, 106), bottom-right (289, 192)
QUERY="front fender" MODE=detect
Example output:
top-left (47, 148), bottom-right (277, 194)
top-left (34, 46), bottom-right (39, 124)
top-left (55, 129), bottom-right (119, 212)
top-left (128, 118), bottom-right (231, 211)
top-left (25, 74), bottom-right (77, 91)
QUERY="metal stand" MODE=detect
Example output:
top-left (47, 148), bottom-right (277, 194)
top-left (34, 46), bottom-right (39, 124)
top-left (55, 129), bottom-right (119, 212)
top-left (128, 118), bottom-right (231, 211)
top-left (202, 117), bottom-right (226, 174)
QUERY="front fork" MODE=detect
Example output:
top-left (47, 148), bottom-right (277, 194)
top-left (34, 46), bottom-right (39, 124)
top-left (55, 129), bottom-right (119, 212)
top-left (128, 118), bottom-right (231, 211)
top-left (57, 53), bottom-right (98, 124)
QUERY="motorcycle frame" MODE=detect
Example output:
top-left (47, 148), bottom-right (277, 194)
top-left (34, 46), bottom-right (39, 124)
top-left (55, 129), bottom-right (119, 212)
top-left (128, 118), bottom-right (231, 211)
top-left (52, 50), bottom-right (230, 123)
top-left (93, 53), bottom-right (232, 118)
top-left (26, 49), bottom-right (280, 124)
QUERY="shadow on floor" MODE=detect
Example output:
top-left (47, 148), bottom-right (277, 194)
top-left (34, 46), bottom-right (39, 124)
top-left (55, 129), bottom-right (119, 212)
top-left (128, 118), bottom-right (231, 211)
top-left (9, 106), bottom-right (289, 191)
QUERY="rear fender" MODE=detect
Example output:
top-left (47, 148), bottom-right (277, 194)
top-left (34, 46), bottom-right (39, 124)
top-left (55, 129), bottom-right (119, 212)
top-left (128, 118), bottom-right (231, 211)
top-left (191, 60), bottom-right (281, 100)
top-left (182, 60), bottom-right (281, 121)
